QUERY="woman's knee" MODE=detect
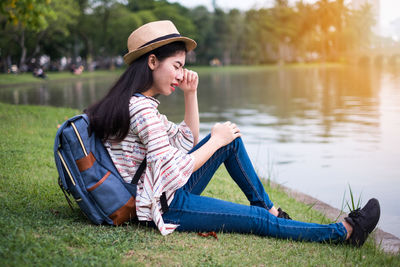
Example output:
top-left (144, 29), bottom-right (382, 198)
top-left (217, 136), bottom-right (244, 153)
top-left (231, 136), bottom-right (244, 151)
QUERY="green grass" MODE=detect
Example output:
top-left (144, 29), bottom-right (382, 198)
top-left (0, 69), bottom-right (124, 86)
top-left (0, 103), bottom-right (399, 266)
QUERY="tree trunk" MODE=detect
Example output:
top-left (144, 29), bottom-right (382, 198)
top-left (102, 8), bottom-right (110, 53)
top-left (19, 29), bottom-right (27, 70)
top-left (73, 34), bottom-right (80, 64)
top-left (278, 40), bottom-right (285, 65)
top-left (1, 56), bottom-right (9, 73)
top-left (26, 31), bottom-right (46, 64)
top-left (77, 31), bottom-right (94, 71)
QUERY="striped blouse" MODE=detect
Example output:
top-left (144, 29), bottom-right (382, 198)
top-left (104, 94), bottom-right (195, 235)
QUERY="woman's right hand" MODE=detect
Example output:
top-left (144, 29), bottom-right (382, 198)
top-left (211, 121), bottom-right (242, 147)
top-left (191, 121), bottom-right (242, 172)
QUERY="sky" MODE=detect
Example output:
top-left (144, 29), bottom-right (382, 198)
top-left (171, 0), bottom-right (400, 27)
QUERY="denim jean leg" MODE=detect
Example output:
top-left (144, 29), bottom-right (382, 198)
top-left (224, 137), bottom-right (274, 209)
top-left (184, 134), bottom-right (274, 210)
top-left (163, 189), bottom-right (347, 243)
top-left (182, 134), bottom-right (215, 193)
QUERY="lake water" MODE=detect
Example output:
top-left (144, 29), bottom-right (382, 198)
top-left (1, 65), bottom-right (399, 238)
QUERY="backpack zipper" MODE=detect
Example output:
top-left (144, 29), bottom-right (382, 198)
top-left (71, 122), bottom-right (88, 156)
top-left (57, 150), bottom-right (76, 186)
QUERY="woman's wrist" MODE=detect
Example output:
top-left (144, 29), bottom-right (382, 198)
top-left (191, 135), bottom-right (221, 172)
top-left (183, 90), bottom-right (197, 96)
top-left (208, 135), bottom-right (223, 150)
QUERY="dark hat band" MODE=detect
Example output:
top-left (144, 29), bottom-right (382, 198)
top-left (139, 33), bottom-right (182, 48)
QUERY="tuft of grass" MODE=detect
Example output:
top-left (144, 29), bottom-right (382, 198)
top-left (0, 103), bottom-right (399, 266)
top-left (345, 184), bottom-right (363, 212)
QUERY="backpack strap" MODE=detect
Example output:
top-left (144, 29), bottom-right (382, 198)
top-left (130, 158), bottom-right (169, 213)
top-left (160, 192), bottom-right (169, 213)
top-left (58, 176), bottom-right (74, 211)
top-left (131, 159), bottom-right (146, 185)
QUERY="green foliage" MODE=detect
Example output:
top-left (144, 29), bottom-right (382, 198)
top-left (0, 0), bottom-right (55, 31)
top-left (0, 0), bottom-right (78, 70)
top-left (0, 0), bottom-right (379, 71)
top-left (46, 0), bottom-right (79, 36)
top-left (126, 0), bottom-right (156, 12)
top-left (188, 5), bottom-right (214, 64)
top-left (106, 4), bottom-right (142, 55)
top-left (135, 10), bottom-right (157, 24)
top-left (38, 0), bottom-right (79, 59)
top-left (152, 3), bottom-right (196, 39)
top-left (240, 0), bottom-right (376, 63)
top-left (0, 103), bottom-right (399, 265)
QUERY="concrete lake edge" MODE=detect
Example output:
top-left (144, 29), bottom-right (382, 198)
top-left (269, 181), bottom-right (400, 254)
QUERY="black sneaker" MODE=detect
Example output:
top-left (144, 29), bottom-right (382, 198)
top-left (344, 198), bottom-right (380, 247)
top-left (277, 207), bottom-right (292, 220)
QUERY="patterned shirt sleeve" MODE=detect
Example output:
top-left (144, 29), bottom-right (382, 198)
top-left (160, 114), bottom-right (194, 153)
top-left (130, 100), bottom-right (195, 235)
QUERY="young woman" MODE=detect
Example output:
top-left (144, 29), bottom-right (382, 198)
top-left (85, 20), bottom-right (380, 247)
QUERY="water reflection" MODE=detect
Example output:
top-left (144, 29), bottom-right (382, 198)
top-left (0, 66), bottom-right (399, 237)
top-left (160, 66), bottom-right (399, 238)
top-left (0, 76), bottom-right (115, 110)
top-left (160, 67), bottom-right (383, 145)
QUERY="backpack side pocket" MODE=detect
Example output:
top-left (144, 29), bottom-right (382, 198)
top-left (81, 160), bottom-right (136, 225)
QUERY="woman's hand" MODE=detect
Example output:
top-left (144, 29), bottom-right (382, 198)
top-left (191, 121), bottom-right (241, 172)
top-left (211, 121), bottom-right (242, 147)
top-left (179, 69), bottom-right (198, 93)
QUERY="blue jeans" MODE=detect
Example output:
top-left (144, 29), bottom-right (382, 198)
top-left (162, 134), bottom-right (347, 242)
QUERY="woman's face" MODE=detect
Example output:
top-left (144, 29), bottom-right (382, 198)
top-left (146, 51), bottom-right (186, 96)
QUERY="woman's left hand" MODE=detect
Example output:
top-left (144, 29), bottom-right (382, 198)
top-left (179, 69), bottom-right (198, 93)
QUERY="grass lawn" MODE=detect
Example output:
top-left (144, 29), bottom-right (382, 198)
top-left (0, 103), bottom-right (399, 266)
top-left (0, 69), bottom-right (124, 86)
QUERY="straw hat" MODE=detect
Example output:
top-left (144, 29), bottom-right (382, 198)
top-left (123, 20), bottom-right (197, 65)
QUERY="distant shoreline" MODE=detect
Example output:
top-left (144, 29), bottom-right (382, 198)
top-left (0, 63), bottom-right (344, 87)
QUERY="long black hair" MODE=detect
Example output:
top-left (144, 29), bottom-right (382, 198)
top-left (85, 41), bottom-right (187, 142)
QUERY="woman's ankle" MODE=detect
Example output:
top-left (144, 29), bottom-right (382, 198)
top-left (269, 206), bottom-right (279, 217)
top-left (342, 221), bottom-right (353, 240)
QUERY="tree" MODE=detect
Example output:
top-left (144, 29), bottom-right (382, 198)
top-left (152, 2), bottom-right (196, 38)
top-left (208, 8), bottom-right (229, 64)
top-left (347, 3), bottom-right (375, 51)
top-left (0, 0), bottom-right (78, 70)
top-left (126, 0), bottom-right (156, 12)
top-left (0, 0), bottom-right (55, 69)
top-left (32, 0), bottom-right (78, 63)
top-left (106, 4), bottom-right (142, 56)
top-left (0, 0), bottom-right (380, 71)
top-left (188, 5), bottom-right (214, 65)
top-left (226, 9), bottom-right (245, 64)
top-left (331, 0), bottom-right (349, 56)
top-left (315, 0), bottom-right (338, 60)
top-left (291, 1), bottom-right (316, 61)
top-left (0, 0), bottom-right (53, 30)
top-left (242, 8), bottom-right (278, 64)
top-left (270, 0), bottom-right (297, 64)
